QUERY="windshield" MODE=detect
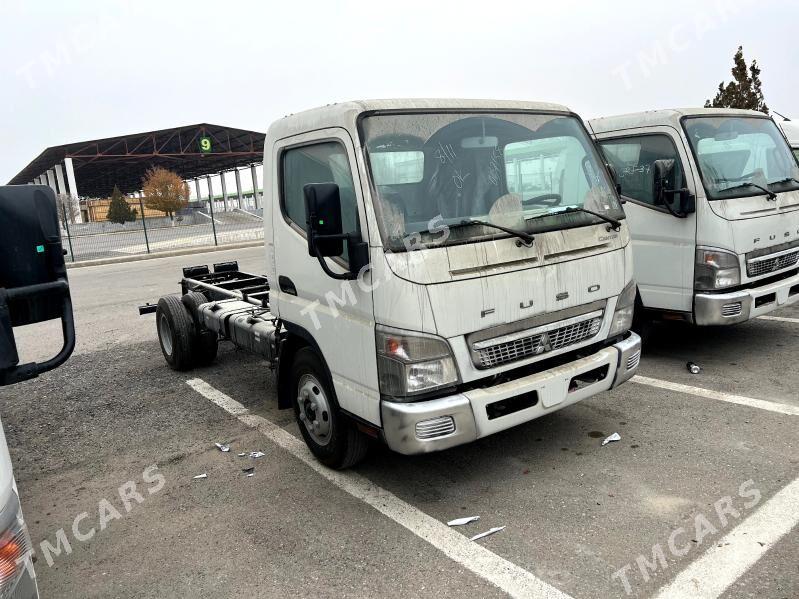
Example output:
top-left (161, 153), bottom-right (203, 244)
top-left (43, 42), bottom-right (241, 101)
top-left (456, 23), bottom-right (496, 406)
top-left (361, 112), bottom-right (623, 250)
top-left (683, 116), bottom-right (799, 200)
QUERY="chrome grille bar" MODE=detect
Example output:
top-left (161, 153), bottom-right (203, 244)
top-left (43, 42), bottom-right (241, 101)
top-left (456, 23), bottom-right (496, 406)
top-left (472, 310), bottom-right (604, 369)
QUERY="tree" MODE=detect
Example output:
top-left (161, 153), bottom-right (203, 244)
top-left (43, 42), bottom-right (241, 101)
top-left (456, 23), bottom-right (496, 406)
top-left (56, 193), bottom-right (81, 224)
top-left (106, 185), bottom-right (137, 224)
top-left (142, 167), bottom-right (190, 221)
top-left (705, 46), bottom-right (769, 114)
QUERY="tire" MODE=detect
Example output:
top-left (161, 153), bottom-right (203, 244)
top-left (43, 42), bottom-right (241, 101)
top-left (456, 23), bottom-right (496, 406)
top-left (156, 295), bottom-right (195, 370)
top-left (181, 292), bottom-right (218, 366)
top-left (291, 348), bottom-right (369, 469)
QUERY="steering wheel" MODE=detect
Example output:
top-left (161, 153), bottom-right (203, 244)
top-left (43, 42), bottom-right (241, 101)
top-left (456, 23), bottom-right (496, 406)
top-left (522, 193), bottom-right (562, 207)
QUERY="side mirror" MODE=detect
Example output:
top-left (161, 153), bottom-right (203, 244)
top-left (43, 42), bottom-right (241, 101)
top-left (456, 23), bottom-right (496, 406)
top-left (0, 185), bottom-right (75, 385)
top-left (652, 159), bottom-right (695, 217)
top-left (605, 163), bottom-right (623, 196)
top-left (652, 159), bottom-right (675, 205)
top-left (304, 183), bottom-right (344, 258)
top-left (303, 183), bottom-right (370, 280)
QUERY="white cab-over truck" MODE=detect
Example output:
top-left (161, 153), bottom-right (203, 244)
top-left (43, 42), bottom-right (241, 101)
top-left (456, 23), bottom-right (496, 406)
top-left (777, 119), bottom-right (799, 161)
top-left (146, 99), bottom-right (641, 468)
top-left (590, 108), bottom-right (799, 328)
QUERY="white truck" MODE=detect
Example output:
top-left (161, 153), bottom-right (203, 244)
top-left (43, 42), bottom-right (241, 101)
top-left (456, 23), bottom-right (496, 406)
top-left (145, 99), bottom-right (641, 468)
top-left (776, 119), bottom-right (799, 161)
top-left (590, 108), bottom-right (799, 329)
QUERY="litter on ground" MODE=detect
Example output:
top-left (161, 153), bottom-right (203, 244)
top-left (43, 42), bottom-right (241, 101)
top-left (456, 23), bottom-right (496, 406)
top-left (193, 474), bottom-right (208, 480)
top-left (601, 432), bottom-right (621, 446)
top-left (470, 526), bottom-right (505, 541)
top-left (447, 516), bottom-right (480, 527)
top-left (215, 443), bottom-right (231, 452)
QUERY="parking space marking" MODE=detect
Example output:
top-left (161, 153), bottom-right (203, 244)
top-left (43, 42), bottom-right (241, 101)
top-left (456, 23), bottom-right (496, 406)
top-left (631, 376), bottom-right (799, 417)
top-left (653, 477), bottom-right (799, 599)
top-left (186, 378), bottom-right (573, 599)
top-left (757, 315), bottom-right (799, 324)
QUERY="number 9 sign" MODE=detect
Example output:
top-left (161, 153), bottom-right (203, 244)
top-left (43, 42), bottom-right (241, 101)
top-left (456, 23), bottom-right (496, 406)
top-left (199, 137), bottom-right (212, 153)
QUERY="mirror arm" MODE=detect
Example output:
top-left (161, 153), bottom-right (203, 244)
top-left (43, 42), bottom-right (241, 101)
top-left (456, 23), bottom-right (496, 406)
top-left (310, 234), bottom-right (358, 280)
top-left (659, 186), bottom-right (692, 219)
top-left (0, 279), bottom-right (75, 385)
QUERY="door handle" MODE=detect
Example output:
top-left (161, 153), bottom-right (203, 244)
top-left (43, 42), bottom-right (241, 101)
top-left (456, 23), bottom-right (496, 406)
top-left (278, 276), bottom-right (297, 296)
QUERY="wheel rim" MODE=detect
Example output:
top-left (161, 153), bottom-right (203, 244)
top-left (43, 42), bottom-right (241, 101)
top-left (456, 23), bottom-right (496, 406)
top-left (159, 314), bottom-right (173, 356)
top-left (296, 374), bottom-right (332, 446)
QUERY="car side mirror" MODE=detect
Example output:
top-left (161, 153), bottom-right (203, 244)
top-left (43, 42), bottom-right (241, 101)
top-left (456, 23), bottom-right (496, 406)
top-left (0, 185), bottom-right (75, 385)
top-left (605, 163), bottom-right (623, 197)
top-left (304, 183), bottom-right (344, 258)
top-left (303, 183), bottom-right (370, 280)
top-left (652, 159), bottom-right (695, 217)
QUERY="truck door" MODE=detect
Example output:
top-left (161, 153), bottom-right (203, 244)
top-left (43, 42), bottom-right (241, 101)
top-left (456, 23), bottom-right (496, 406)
top-left (598, 128), bottom-right (698, 312)
top-left (270, 128), bottom-right (380, 424)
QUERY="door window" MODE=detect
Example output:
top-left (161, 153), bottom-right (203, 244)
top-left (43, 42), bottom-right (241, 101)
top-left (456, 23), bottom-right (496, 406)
top-left (281, 141), bottom-right (359, 260)
top-left (599, 135), bottom-right (685, 208)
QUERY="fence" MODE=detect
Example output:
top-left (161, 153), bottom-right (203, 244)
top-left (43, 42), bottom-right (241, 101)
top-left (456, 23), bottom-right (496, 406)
top-left (60, 197), bottom-right (264, 262)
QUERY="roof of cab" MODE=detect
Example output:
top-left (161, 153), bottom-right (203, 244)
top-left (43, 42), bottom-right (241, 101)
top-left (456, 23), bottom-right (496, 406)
top-left (589, 107), bottom-right (769, 134)
top-left (267, 99), bottom-right (573, 142)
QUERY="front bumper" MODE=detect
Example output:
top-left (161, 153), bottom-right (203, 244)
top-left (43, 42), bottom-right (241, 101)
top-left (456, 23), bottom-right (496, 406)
top-left (694, 270), bottom-right (799, 325)
top-left (381, 332), bottom-right (641, 455)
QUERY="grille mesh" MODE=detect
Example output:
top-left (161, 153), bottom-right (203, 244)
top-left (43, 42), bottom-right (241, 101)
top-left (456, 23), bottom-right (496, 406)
top-left (747, 250), bottom-right (799, 277)
top-left (475, 316), bottom-right (602, 369)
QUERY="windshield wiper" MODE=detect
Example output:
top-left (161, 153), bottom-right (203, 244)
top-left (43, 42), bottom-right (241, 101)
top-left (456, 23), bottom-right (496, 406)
top-left (720, 182), bottom-right (777, 201)
top-left (525, 206), bottom-right (621, 231)
top-left (769, 177), bottom-right (799, 188)
top-left (451, 219), bottom-right (535, 245)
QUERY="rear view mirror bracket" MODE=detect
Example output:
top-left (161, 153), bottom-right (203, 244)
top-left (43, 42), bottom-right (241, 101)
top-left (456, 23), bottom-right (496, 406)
top-left (0, 278), bottom-right (75, 386)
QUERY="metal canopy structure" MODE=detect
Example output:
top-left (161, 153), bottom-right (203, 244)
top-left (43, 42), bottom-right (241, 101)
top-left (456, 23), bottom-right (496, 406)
top-left (8, 123), bottom-right (265, 199)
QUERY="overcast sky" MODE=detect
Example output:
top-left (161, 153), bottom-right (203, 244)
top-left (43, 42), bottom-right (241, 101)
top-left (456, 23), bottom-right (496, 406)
top-left (1, 0), bottom-right (797, 188)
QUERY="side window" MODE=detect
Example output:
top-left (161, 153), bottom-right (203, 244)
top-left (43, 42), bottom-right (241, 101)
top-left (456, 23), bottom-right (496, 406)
top-left (599, 135), bottom-right (685, 207)
top-left (281, 141), bottom-right (359, 259)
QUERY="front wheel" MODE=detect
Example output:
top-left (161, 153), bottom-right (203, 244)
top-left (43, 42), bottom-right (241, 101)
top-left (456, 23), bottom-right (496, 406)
top-left (291, 348), bottom-right (369, 469)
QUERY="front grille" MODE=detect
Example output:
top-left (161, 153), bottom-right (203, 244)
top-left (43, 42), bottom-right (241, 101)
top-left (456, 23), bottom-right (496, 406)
top-left (415, 416), bottom-right (455, 439)
top-left (626, 350), bottom-right (641, 371)
top-left (747, 249), bottom-right (799, 277)
top-left (721, 302), bottom-right (743, 317)
top-left (474, 314), bottom-right (603, 369)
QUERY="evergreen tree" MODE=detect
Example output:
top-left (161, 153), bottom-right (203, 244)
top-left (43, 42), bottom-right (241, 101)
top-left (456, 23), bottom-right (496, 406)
top-left (106, 185), bottom-right (137, 224)
top-left (705, 46), bottom-right (769, 114)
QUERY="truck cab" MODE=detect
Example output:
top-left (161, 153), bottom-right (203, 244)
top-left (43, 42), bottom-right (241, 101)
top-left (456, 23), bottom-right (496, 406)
top-left (590, 108), bottom-right (799, 327)
top-left (155, 99), bottom-right (641, 468)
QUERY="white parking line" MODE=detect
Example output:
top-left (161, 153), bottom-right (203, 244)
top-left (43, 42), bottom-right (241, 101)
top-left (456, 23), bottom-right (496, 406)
top-left (653, 477), bottom-right (799, 599)
top-left (631, 376), bottom-right (799, 417)
top-left (757, 315), bottom-right (799, 324)
top-left (186, 378), bottom-right (573, 599)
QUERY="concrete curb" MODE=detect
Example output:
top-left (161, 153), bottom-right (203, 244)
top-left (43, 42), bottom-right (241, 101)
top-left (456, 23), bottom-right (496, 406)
top-left (66, 240), bottom-right (264, 269)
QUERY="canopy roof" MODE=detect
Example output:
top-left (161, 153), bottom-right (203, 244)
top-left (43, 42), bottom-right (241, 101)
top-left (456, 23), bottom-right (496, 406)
top-left (8, 123), bottom-right (265, 198)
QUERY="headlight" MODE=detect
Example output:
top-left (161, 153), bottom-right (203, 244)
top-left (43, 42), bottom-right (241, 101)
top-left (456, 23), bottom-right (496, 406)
top-left (608, 280), bottom-right (636, 337)
top-left (376, 325), bottom-right (458, 399)
top-left (0, 494), bottom-right (33, 598)
top-left (695, 248), bottom-right (740, 290)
